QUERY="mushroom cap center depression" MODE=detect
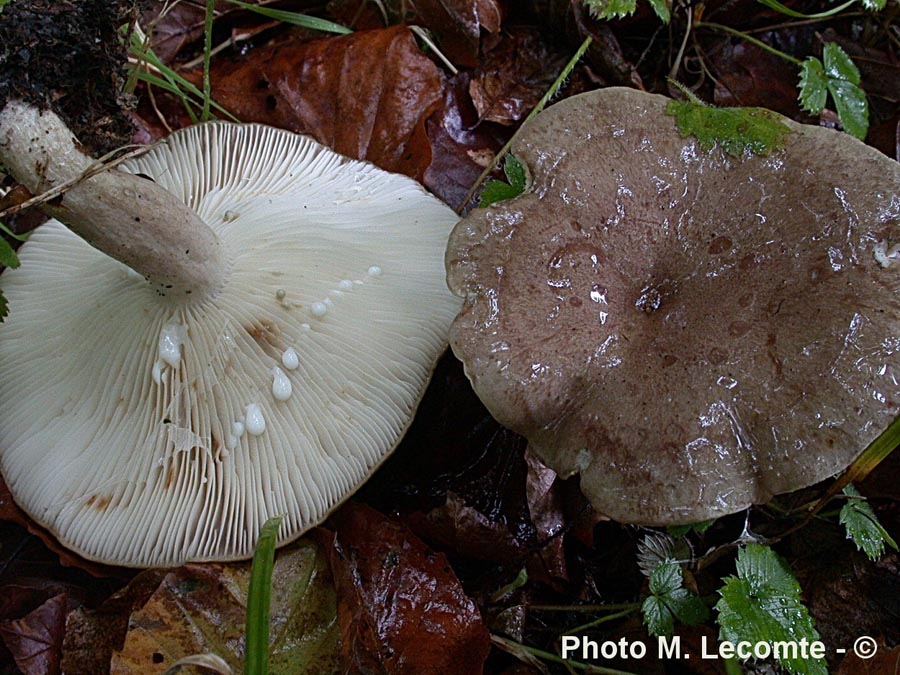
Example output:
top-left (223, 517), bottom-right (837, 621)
top-left (446, 87), bottom-right (900, 524)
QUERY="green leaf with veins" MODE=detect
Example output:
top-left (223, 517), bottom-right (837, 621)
top-left (0, 236), bottom-right (20, 270)
top-left (666, 99), bottom-right (792, 156)
top-left (479, 155), bottom-right (527, 207)
top-left (798, 58), bottom-right (828, 114)
top-left (798, 44), bottom-right (868, 140)
top-left (646, 0), bottom-right (671, 22)
top-left (823, 43), bottom-right (867, 139)
top-left (582, 0), bottom-right (637, 19)
top-left (716, 544), bottom-right (827, 675)
top-left (840, 484), bottom-right (898, 561)
top-left (641, 560), bottom-right (708, 637)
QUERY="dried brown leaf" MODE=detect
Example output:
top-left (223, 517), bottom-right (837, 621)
top-left (423, 73), bottom-right (508, 213)
top-left (0, 593), bottom-right (67, 675)
top-left (469, 27), bottom-right (567, 125)
top-left (328, 503), bottom-right (491, 675)
top-left (109, 541), bottom-right (338, 675)
top-left (209, 25), bottom-right (444, 179)
top-left (408, 0), bottom-right (502, 68)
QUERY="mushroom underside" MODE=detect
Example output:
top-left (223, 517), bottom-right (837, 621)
top-left (447, 87), bottom-right (900, 524)
top-left (0, 122), bottom-right (461, 565)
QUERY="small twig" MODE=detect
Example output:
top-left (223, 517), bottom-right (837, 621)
top-left (0, 144), bottom-right (156, 221)
top-left (455, 36), bottom-right (593, 214)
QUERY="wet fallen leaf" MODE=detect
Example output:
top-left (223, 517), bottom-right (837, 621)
top-left (524, 451), bottom-right (567, 584)
top-left (711, 40), bottom-right (801, 117)
top-left (208, 25), bottom-right (444, 178)
top-left (109, 540), bottom-right (338, 675)
top-left (423, 72), bottom-right (508, 210)
top-left (328, 502), bottom-right (491, 675)
top-left (408, 0), bottom-right (502, 68)
top-left (836, 642), bottom-right (900, 674)
top-left (62, 570), bottom-right (166, 675)
top-left (469, 27), bottom-right (567, 125)
top-left (0, 592), bottom-right (67, 675)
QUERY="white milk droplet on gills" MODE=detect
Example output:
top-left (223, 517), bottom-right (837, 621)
top-left (272, 366), bottom-right (293, 401)
top-left (159, 323), bottom-right (186, 368)
top-left (310, 301), bottom-right (327, 317)
top-left (152, 359), bottom-right (163, 385)
top-left (367, 265), bottom-right (383, 277)
top-left (282, 347), bottom-right (300, 370)
top-left (225, 434), bottom-right (238, 449)
top-left (338, 279), bottom-right (354, 291)
top-left (245, 404), bottom-right (266, 436)
top-left (232, 421), bottom-right (245, 437)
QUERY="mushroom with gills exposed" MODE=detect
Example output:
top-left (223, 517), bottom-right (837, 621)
top-left (0, 99), bottom-right (461, 567)
top-left (446, 87), bottom-right (900, 525)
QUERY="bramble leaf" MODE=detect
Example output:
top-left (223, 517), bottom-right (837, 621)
top-left (798, 44), bottom-right (868, 140)
top-left (666, 99), bottom-right (792, 156)
top-left (479, 155), bottom-right (527, 207)
top-left (646, 0), bottom-right (671, 23)
top-left (0, 236), bottom-right (20, 270)
top-left (716, 544), bottom-right (827, 675)
top-left (642, 560), bottom-right (708, 637)
top-left (0, 291), bottom-right (7, 323)
top-left (840, 484), bottom-right (898, 561)
top-left (798, 58), bottom-right (828, 114)
top-left (861, 0), bottom-right (886, 9)
top-left (582, 0), bottom-right (638, 19)
top-left (824, 42), bottom-right (868, 140)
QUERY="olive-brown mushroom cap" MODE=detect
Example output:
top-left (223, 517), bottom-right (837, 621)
top-left (446, 87), bottom-right (900, 524)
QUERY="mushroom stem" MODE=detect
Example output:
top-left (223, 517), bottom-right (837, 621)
top-left (0, 100), bottom-right (227, 297)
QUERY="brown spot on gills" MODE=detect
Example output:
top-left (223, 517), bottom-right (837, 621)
top-left (87, 494), bottom-right (112, 511)
top-left (245, 320), bottom-right (280, 348)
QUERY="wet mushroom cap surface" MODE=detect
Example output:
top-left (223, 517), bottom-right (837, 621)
top-left (0, 122), bottom-right (460, 566)
top-left (446, 87), bottom-right (900, 524)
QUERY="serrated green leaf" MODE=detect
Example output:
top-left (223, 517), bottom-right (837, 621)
top-left (643, 560), bottom-right (708, 637)
top-left (0, 290), bottom-right (7, 323)
top-left (479, 155), bottom-right (527, 207)
top-left (829, 78), bottom-right (868, 140)
top-left (582, 0), bottom-right (637, 19)
top-left (666, 99), bottom-right (792, 157)
top-left (646, 0), bottom-right (671, 22)
top-left (861, 0), bottom-right (886, 9)
top-left (716, 544), bottom-right (827, 675)
top-left (649, 560), bottom-right (682, 595)
top-left (823, 42), bottom-right (860, 85)
top-left (0, 237), bottom-right (20, 270)
top-left (822, 43), bottom-right (868, 140)
top-left (798, 58), bottom-right (828, 114)
top-left (840, 485), bottom-right (898, 561)
top-left (502, 154), bottom-right (526, 192)
top-left (642, 595), bottom-right (674, 637)
top-left (667, 588), bottom-right (709, 626)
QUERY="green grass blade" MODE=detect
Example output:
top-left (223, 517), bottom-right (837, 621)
top-left (223, 0), bottom-right (351, 34)
top-left (129, 30), bottom-right (239, 122)
top-left (245, 516), bottom-right (284, 675)
top-left (755, 0), bottom-right (856, 19)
